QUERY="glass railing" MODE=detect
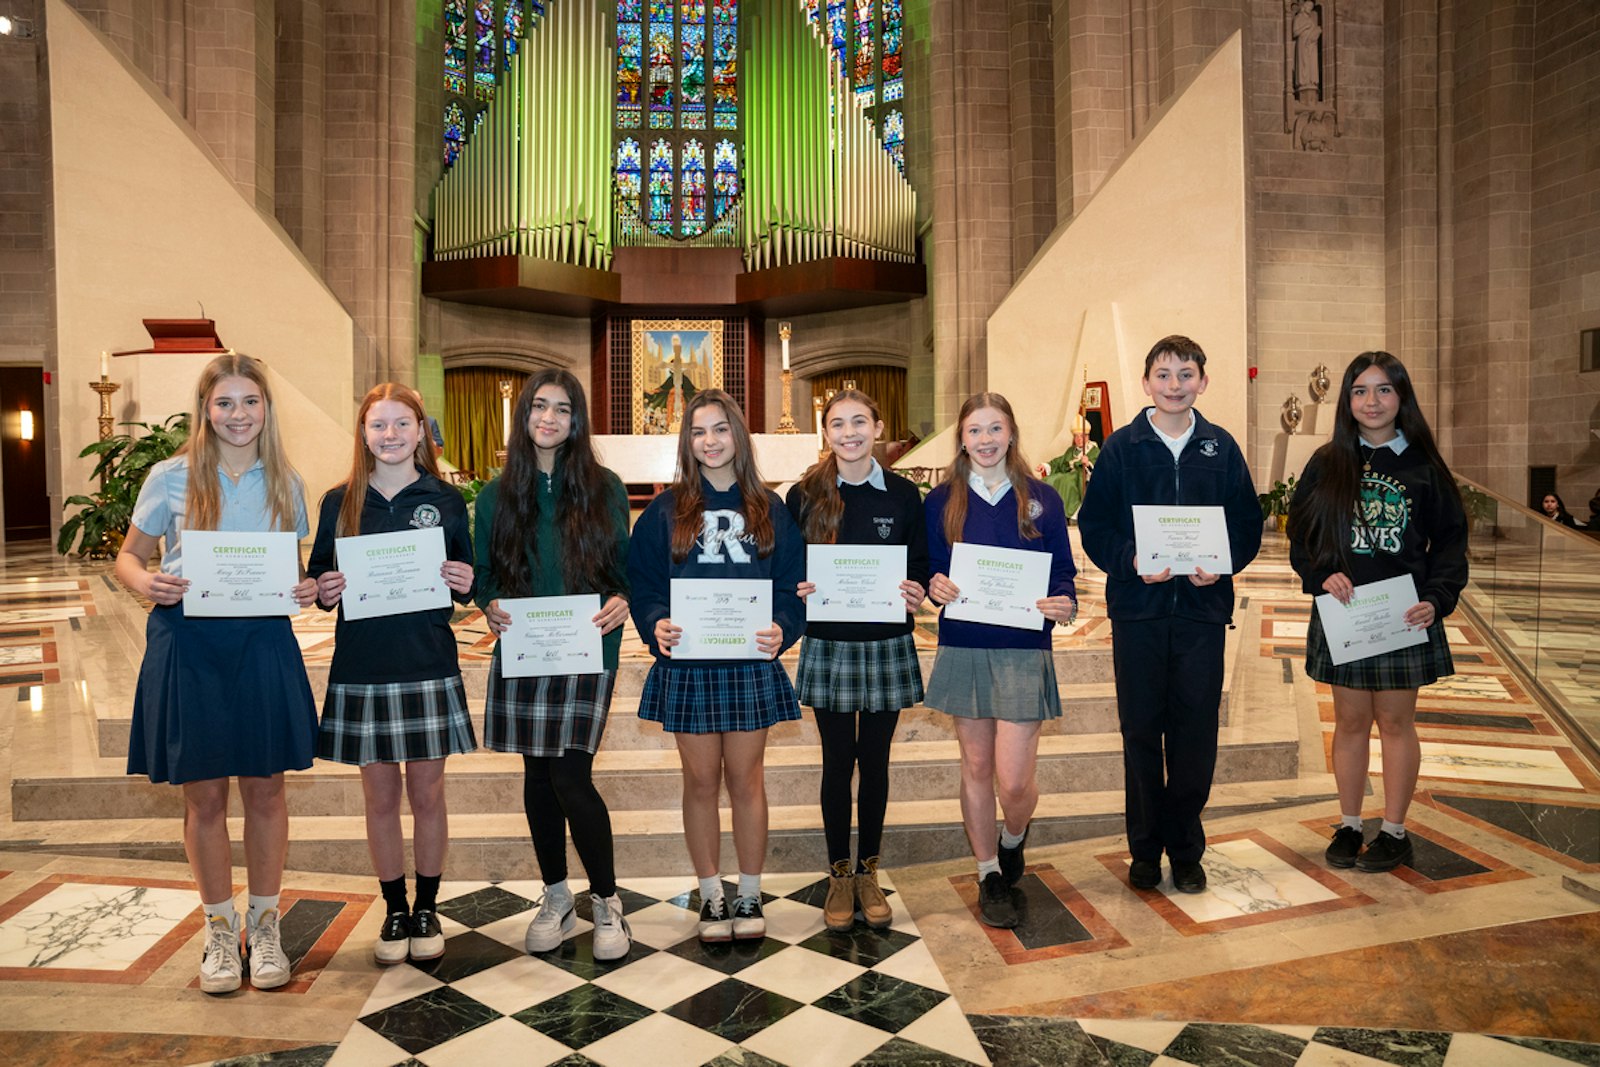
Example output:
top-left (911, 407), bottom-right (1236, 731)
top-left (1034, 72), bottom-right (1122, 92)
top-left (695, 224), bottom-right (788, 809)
top-left (1457, 477), bottom-right (1600, 762)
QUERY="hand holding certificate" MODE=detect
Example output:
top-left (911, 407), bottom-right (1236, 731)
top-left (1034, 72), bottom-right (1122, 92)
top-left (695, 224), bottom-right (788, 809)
top-left (1314, 574), bottom-right (1429, 665)
top-left (806, 545), bottom-right (906, 623)
top-left (499, 594), bottom-right (604, 677)
top-left (335, 527), bottom-right (452, 621)
top-left (1133, 506), bottom-right (1232, 576)
top-left (942, 543), bottom-right (1051, 630)
top-left (183, 531), bottom-right (301, 617)
top-left (670, 579), bottom-right (773, 659)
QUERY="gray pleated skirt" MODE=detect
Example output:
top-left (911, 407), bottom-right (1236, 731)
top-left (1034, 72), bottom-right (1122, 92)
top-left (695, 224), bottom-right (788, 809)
top-left (923, 646), bottom-right (1062, 721)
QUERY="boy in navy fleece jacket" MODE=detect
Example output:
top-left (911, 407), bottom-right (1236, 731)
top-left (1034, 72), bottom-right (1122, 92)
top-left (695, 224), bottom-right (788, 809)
top-left (1077, 336), bottom-right (1261, 895)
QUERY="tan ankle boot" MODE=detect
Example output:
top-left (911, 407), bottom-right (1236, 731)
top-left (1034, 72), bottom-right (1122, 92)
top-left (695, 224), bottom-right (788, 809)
top-left (823, 860), bottom-right (856, 931)
top-left (855, 857), bottom-right (893, 930)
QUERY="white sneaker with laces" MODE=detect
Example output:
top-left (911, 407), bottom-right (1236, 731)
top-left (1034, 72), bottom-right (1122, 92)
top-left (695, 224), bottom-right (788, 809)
top-left (524, 889), bottom-right (576, 953)
top-left (246, 908), bottom-right (292, 990)
top-left (590, 893), bottom-right (632, 962)
top-left (199, 914), bottom-right (242, 994)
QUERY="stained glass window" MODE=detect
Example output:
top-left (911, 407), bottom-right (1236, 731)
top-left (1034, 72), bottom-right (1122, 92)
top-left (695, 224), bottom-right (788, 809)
top-left (803, 0), bottom-right (907, 170)
top-left (474, 0), bottom-right (497, 100)
top-left (444, 101), bottom-right (467, 165)
top-left (852, 0), bottom-right (874, 102)
top-left (826, 0), bottom-right (848, 62)
top-left (681, 139), bottom-right (707, 235)
top-left (617, 21), bottom-right (643, 128)
top-left (881, 0), bottom-right (902, 101)
top-left (681, 2), bottom-right (706, 129)
top-left (617, 138), bottom-right (643, 220)
top-left (882, 107), bottom-right (903, 170)
top-left (444, 0), bottom-right (468, 95)
top-left (648, 140), bottom-right (675, 235)
top-left (712, 0), bottom-right (738, 128)
top-left (648, 20), bottom-right (676, 128)
top-left (713, 139), bottom-right (739, 219)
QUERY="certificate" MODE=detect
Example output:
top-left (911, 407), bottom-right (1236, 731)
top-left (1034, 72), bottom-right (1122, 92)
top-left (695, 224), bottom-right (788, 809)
top-left (807, 545), bottom-right (906, 623)
top-left (671, 579), bottom-right (771, 659)
top-left (499, 594), bottom-right (603, 678)
top-left (1315, 575), bottom-right (1429, 666)
top-left (336, 527), bottom-right (451, 621)
top-left (182, 531), bottom-right (300, 617)
top-left (943, 543), bottom-right (1050, 630)
top-left (1133, 505), bottom-right (1233, 576)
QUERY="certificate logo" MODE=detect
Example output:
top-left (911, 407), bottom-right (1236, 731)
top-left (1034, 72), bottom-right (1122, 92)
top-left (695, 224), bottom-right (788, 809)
top-left (1200, 439), bottom-right (1218, 457)
top-left (410, 504), bottom-right (442, 529)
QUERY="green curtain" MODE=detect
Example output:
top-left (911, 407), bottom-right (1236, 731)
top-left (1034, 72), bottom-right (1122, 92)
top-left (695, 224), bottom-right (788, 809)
top-left (809, 366), bottom-right (909, 442)
top-left (444, 367), bottom-right (528, 478)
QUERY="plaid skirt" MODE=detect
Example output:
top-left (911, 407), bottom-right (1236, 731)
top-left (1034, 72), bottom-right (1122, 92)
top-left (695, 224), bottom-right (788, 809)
top-left (797, 633), bottom-right (924, 713)
top-left (924, 646), bottom-right (1063, 721)
top-left (637, 660), bottom-right (801, 734)
top-left (483, 653), bottom-right (616, 757)
top-left (1305, 611), bottom-right (1454, 690)
top-left (318, 675), bottom-right (477, 765)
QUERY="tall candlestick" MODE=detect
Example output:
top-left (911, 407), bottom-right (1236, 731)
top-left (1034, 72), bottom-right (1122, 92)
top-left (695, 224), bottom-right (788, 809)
top-left (499, 379), bottom-right (514, 448)
top-left (779, 321), bottom-right (792, 372)
top-left (100, 351), bottom-right (109, 378)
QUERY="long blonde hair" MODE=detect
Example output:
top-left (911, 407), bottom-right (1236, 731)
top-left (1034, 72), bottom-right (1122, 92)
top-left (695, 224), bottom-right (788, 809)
top-left (337, 383), bottom-right (443, 537)
top-left (181, 353), bottom-right (300, 532)
top-left (939, 392), bottom-right (1039, 546)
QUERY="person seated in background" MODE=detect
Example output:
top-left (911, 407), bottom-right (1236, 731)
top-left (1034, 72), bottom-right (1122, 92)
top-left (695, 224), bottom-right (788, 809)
top-left (1539, 493), bottom-right (1581, 528)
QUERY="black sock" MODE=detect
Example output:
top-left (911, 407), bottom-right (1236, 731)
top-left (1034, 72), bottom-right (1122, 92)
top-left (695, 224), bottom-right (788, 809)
top-left (414, 872), bottom-right (441, 911)
top-left (380, 876), bottom-right (408, 915)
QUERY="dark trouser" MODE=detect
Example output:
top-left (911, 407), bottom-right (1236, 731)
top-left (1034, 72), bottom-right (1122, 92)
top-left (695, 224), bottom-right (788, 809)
top-left (1111, 617), bottom-right (1225, 864)
top-left (813, 709), bottom-right (901, 867)
top-left (522, 751), bottom-right (616, 897)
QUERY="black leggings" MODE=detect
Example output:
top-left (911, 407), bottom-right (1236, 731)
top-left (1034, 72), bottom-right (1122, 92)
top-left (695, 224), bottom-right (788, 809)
top-left (814, 709), bottom-right (900, 867)
top-left (522, 751), bottom-right (616, 897)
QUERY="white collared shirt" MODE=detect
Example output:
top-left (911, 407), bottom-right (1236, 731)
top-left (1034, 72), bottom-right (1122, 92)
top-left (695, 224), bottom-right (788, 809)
top-left (1147, 408), bottom-right (1196, 461)
top-left (1360, 430), bottom-right (1409, 454)
top-left (967, 468), bottom-right (1012, 504)
top-left (838, 457), bottom-right (888, 491)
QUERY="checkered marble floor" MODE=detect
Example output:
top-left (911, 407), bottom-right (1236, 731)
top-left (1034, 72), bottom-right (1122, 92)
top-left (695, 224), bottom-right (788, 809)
top-left (322, 873), bottom-right (988, 1067)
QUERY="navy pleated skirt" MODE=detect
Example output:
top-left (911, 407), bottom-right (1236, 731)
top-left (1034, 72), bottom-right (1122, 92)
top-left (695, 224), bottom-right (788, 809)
top-left (127, 603), bottom-right (318, 784)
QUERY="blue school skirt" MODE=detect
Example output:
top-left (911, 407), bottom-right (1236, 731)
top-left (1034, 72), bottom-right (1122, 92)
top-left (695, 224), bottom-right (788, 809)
top-left (127, 603), bottom-right (319, 784)
top-left (637, 660), bottom-right (801, 734)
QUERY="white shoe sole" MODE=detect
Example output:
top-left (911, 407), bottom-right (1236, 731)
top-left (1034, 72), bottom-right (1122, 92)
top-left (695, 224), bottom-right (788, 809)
top-left (731, 921), bottom-right (765, 940)
top-left (697, 922), bottom-right (732, 943)
top-left (592, 933), bottom-right (631, 961)
top-left (199, 973), bottom-right (242, 994)
top-left (408, 934), bottom-right (445, 961)
top-left (525, 907), bottom-right (576, 953)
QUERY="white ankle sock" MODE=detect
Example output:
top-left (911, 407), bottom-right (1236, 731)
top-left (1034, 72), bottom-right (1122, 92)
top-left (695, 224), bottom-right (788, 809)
top-left (203, 899), bottom-right (238, 930)
top-left (698, 875), bottom-right (723, 903)
top-left (737, 872), bottom-right (761, 899)
top-left (1380, 820), bottom-right (1406, 839)
top-left (1000, 824), bottom-right (1027, 849)
top-left (977, 857), bottom-right (1001, 879)
top-left (1341, 814), bottom-right (1363, 831)
top-left (246, 894), bottom-right (279, 929)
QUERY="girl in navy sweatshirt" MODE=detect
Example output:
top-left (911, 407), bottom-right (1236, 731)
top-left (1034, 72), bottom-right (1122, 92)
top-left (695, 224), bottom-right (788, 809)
top-left (923, 392), bottom-right (1077, 930)
top-left (786, 389), bottom-right (929, 932)
top-left (628, 389), bottom-right (805, 942)
top-left (309, 383), bottom-right (477, 966)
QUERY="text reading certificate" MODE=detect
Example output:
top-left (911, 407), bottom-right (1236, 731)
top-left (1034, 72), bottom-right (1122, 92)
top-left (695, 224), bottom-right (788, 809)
top-left (182, 531), bottom-right (300, 617)
top-left (1133, 505), bottom-right (1233, 576)
top-left (1314, 574), bottom-right (1429, 666)
top-left (807, 544), bottom-right (907, 624)
top-left (499, 594), bottom-right (603, 678)
top-left (336, 527), bottom-right (451, 621)
top-left (671, 579), bottom-right (772, 660)
top-left (943, 543), bottom-right (1050, 630)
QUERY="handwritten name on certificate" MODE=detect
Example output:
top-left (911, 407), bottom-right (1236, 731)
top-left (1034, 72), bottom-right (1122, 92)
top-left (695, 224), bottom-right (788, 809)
top-left (943, 543), bottom-right (1050, 630)
top-left (336, 527), bottom-right (451, 621)
top-left (1133, 505), bottom-right (1232, 575)
top-left (499, 594), bottom-right (603, 678)
top-left (182, 531), bottom-right (300, 617)
top-left (807, 545), bottom-right (906, 623)
top-left (1315, 575), bottom-right (1429, 666)
top-left (671, 579), bottom-right (772, 659)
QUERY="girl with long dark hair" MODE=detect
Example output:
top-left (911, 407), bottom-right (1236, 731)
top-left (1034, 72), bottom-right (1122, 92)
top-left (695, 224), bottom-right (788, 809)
top-left (1288, 352), bottom-right (1467, 873)
top-left (787, 389), bottom-right (929, 931)
top-left (628, 389), bottom-right (805, 942)
top-left (476, 369), bottom-right (634, 961)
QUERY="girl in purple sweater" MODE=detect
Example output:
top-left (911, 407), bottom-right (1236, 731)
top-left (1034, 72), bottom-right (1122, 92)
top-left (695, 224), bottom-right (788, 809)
top-left (924, 393), bottom-right (1077, 930)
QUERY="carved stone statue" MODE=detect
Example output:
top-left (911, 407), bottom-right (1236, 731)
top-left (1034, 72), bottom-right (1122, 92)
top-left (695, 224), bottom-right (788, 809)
top-left (1292, 1), bottom-right (1322, 100)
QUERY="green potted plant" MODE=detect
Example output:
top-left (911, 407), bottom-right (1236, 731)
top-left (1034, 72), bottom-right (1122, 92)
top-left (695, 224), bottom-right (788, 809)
top-left (1258, 475), bottom-right (1298, 532)
top-left (57, 415), bottom-right (190, 559)
top-left (1458, 482), bottom-right (1496, 535)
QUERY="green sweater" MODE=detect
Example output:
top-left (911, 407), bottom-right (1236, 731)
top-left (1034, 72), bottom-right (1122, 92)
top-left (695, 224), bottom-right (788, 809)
top-left (472, 466), bottom-right (631, 669)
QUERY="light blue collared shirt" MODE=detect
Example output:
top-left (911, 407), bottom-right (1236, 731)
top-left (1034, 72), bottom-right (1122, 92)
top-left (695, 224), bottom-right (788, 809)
top-left (1361, 430), bottom-right (1408, 454)
top-left (967, 469), bottom-right (1013, 504)
top-left (130, 454), bottom-right (309, 576)
top-left (838, 457), bottom-right (888, 492)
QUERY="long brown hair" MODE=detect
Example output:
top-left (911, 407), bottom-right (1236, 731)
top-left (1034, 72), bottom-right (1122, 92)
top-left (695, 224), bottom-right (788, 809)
top-left (181, 353), bottom-right (299, 532)
top-left (669, 389), bottom-right (775, 561)
top-left (939, 392), bottom-right (1039, 546)
top-left (795, 389), bottom-right (882, 544)
top-left (336, 383), bottom-right (443, 537)
top-left (490, 369), bottom-right (626, 596)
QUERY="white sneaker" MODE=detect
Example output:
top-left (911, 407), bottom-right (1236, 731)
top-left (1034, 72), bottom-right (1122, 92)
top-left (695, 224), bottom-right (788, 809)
top-left (198, 914), bottom-right (242, 994)
top-left (246, 908), bottom-right (292, 990)
top-left (590, 893), bottom-right (632, 962)
top-left (524, 889), bottom-right (576, 953)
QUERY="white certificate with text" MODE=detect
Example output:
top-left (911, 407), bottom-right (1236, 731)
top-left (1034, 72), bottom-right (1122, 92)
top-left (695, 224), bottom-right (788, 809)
top-left (1315, 574), bottom-right (1429, 666)
top-left (336, 527), bottom-right (452, 621)
top-left (671, 579), bottom-right (772, 659)
top-left (943, 543), bottom-right (1050, 631)
top-left (182, 531), bottom-right (300, 617)
top-left (499, 594), bottom-right (604, 678)
top-left (1133, 505), bottom-right (1233, 576)
top-left (807, 545), bottom-right (906, 623)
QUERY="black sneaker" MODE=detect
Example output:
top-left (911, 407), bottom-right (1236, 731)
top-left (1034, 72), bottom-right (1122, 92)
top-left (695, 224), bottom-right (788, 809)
top-left (997, 827), bottom-right (1029, 887)
top-left (409, 908), bottom-right (445, 961)
top-left (1355, 830), bottom-right (1413, 872)
top-left (1128, 859), bottom-right (1162, 890)
top-left (374, 910), bottom-right (411, 965)
top-left (1171, 860), bottom-right (1206, 894)
top-left (978, 871), bottom-right (1018, 929)
top-left (698, 895), bottom-right (732, 942)
top-left (1325, 825), bottom-right (1365, 869)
